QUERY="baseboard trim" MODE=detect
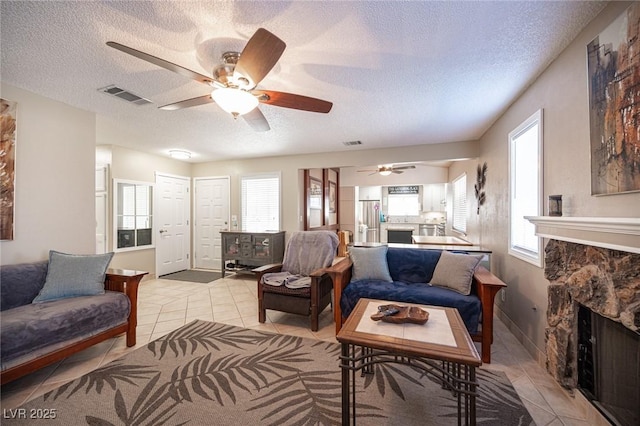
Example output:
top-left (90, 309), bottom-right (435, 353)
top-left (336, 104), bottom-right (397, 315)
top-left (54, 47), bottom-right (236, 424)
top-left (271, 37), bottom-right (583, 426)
top-left (494, 305), bottom-right (546, 369)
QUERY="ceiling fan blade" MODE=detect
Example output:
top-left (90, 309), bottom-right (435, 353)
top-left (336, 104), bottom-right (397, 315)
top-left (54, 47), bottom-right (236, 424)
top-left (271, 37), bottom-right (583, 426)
top-left (392, 170), bottom-right (404, 174)
top-left (252, 90), bottom-right (332, 113)
top-left (159, 95), bottom-right (214, 110)
top-left (243, 107), bottom-right (270, 132)
top-left (392, 165), bottom-right (416, 171)
top-left (234, 28), bottom-right (286, 88)
top-left (357, 169), bottom-right (377, 173)
top-left (107, 41), bottom-right (214, 86)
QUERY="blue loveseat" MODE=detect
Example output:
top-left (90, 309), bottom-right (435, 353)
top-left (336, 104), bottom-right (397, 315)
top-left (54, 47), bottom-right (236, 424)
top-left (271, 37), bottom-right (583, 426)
top-left (329, 245), bottom-right (506, 363)
top-left (0, 260), bottom-right (146, 385)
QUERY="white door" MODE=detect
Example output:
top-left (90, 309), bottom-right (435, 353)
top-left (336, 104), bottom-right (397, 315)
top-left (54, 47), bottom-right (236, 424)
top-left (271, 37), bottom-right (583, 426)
top-left (95, 193), bottom-right (107, 254)
top-left (195, 177), bottom-right (230, 270)
top-left (95, 165), bottom-right (108, 254)
top-left (156, 173), bottom-right (190, 276)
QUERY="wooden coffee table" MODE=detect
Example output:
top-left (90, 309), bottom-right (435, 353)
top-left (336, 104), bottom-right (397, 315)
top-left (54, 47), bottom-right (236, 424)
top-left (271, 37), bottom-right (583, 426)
top-left (336, 298), bottom-right (482, 425)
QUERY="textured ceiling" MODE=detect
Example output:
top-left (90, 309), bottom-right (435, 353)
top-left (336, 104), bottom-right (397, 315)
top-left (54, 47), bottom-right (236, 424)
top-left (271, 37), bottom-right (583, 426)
top-left (0, 1), bottom-right (607, 162)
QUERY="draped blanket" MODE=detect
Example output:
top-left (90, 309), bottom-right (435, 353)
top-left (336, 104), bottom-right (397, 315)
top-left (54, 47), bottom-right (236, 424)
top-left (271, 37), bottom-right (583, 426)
top-left (262, 231), bottom-right (338, 289)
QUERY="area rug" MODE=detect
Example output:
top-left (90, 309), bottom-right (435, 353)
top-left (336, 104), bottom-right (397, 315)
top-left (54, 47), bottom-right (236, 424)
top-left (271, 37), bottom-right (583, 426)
top-left (5, 321), bottom-right (534, 425)
top-left (159, 270), bottom-right (222, 283)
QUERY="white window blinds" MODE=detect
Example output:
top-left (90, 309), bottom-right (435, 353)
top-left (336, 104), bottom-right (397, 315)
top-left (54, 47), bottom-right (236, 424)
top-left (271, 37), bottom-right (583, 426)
top-left (241, 173), bottom-right (280, 232)
top-left (452, 173), bottom-right (467, 234)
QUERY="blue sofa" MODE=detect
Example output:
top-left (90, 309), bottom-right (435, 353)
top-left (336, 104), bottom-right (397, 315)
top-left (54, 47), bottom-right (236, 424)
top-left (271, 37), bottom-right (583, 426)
top-left (0, 260), bottom-right (146, 384)
top-left (330, 246), bottom-right (506, 363)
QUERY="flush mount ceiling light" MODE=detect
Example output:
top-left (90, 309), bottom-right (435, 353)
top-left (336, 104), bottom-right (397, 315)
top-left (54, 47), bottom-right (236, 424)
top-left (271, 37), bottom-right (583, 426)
top-left (211, 88), bottom-right (259, 118)
top-left (169, 150), bottom-right (191, 160)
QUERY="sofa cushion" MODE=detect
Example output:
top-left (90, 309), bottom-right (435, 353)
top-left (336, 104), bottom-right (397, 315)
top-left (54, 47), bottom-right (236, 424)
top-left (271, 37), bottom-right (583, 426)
top-left (340, 280), bottom-right (481, 334)
top-left (0, 291), bottom-right (130, 369)
top-left (350, 246), bottom-right (392, 282)
top-left (33, 251), bottom-right (114, 303)
top-left (386, 247), bottom-right (441, 283)
top-left (0, 261), bottom-right (48, 311)
top-left (430, 251), bottom-right (483, 295)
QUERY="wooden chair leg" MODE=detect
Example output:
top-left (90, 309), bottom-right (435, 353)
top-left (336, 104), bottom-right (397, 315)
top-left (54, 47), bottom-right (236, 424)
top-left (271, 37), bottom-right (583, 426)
top-left (310, 304), bottom-right (318, 331)
top-left (258, 293), bottom-right (266, 324)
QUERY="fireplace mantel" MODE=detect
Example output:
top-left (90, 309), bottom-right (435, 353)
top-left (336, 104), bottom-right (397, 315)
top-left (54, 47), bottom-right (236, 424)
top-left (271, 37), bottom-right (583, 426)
top-left (525, 216), bottom-right (640, 254)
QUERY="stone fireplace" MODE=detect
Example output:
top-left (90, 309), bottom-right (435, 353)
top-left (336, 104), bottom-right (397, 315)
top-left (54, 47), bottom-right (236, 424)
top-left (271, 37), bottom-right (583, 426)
top-left (543, 239), bottom-right (640, 389)
top-left (527, 216), bottom-right (640, 425)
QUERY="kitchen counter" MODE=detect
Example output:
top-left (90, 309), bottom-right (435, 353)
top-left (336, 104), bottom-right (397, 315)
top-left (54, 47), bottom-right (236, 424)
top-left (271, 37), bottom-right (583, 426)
top-left (350, 242), bottom-right (490, 252)
top-left (412, 235), bottom-right (473, 246)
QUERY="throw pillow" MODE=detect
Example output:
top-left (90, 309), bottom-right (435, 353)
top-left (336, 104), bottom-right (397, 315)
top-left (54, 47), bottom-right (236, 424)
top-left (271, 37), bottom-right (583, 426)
top-left (350, 246), bottom-right (392, 282)
top-left (32, 250), bottom-right (114, 303)
top-left (429, 251), bottom-right (483, 295)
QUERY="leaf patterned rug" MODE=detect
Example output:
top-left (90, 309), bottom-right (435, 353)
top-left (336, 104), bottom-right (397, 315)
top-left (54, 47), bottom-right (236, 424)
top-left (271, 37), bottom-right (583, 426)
top-left (6, 320), bottom-right (533, 425)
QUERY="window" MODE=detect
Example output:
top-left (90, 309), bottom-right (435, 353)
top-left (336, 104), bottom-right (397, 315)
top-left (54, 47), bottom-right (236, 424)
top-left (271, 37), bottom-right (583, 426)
top-left (241, 173), bottom-right (280, 232)
top-left (387, 194), bottom-right (420, 216)
top-left (114, 179), bottom-right (153, 251)
top-left (452, 173), bottom-right (467, 234)
top-left (509, 109), bottom-right (543, 266)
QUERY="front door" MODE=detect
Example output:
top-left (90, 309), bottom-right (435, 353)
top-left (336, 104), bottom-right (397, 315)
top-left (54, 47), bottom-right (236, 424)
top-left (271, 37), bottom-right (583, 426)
top-left (156, 173), bottom-right (190, 276)
top-left (194, 177), bottom-right (230, 270)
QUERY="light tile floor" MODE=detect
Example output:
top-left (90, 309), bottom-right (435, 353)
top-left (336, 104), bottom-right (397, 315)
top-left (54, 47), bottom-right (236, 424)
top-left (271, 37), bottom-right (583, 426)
top-left (1, 274), bottom-right (602, 425)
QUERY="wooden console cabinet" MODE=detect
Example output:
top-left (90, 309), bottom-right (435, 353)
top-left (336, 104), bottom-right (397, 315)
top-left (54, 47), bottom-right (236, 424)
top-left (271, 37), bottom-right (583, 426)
top-left (221, 231), bottom-right (285, 277)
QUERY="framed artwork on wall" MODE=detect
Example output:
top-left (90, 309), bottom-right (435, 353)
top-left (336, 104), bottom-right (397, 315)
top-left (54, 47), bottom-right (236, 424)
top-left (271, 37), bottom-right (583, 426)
top-left (309, 177), bottom-right (322, 210)
top-left (329, 181), bottom-right (337, 213)
top-left (587, 3), bottom-right (640, 195)
top-left (0, 98), bottom-right (17, 240)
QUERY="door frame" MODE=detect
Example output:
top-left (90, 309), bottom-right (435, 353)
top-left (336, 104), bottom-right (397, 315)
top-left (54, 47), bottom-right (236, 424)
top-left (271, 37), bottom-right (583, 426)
top-left (155, 172), bottom-right (191, 276)
top-left (193, 176), bottom-right (231, 271)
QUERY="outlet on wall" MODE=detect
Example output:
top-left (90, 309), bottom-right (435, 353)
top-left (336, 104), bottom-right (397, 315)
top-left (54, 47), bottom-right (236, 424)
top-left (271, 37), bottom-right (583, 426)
top-left (501, 289), bottom-right (506, 302)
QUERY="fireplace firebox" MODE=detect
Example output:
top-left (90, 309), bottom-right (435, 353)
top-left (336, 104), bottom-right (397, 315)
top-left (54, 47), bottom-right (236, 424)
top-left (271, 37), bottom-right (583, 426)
top-left (577, 305), bottom-right (640, 426)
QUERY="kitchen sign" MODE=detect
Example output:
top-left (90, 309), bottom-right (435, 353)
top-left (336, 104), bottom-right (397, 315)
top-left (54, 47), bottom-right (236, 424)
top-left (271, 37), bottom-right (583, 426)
top-left (388, 186), bottom-right (419, 194)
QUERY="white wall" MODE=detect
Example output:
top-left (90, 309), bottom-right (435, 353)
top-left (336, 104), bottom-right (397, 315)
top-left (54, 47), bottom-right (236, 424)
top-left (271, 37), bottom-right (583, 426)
top-left (0, 84), bottom-right (96, 265)
top-left (477, 1), bottom-right (640, 361)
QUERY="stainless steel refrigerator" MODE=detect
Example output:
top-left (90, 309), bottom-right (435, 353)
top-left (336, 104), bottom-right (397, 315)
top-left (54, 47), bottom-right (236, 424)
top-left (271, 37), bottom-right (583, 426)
top-left (358, 200), bottom-right (380, 242)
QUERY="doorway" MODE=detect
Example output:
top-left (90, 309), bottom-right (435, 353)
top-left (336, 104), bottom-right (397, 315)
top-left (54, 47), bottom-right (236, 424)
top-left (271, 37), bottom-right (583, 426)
top-left (155, 173), bottom-right (190, 276)
top-left (194, 176), bottom-right (230, 271)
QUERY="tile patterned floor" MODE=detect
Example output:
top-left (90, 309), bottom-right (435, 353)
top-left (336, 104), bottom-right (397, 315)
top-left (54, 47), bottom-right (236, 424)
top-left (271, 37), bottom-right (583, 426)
top-left (1, 274), bottom-right (604, 425)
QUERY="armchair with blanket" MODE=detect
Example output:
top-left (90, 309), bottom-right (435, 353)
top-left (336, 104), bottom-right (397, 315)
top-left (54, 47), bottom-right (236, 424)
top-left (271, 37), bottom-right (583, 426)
top-left (254, 231), bottom-right (339, 331)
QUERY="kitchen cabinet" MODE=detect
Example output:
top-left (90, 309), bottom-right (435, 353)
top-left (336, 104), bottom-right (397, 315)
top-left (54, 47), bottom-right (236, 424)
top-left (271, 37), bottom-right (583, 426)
top-left (422, 184), bottom-right (446, 212)
top-left (221, 231), bottom-right (285, 277)
top-left (382, 223), bottom-right (420, 243)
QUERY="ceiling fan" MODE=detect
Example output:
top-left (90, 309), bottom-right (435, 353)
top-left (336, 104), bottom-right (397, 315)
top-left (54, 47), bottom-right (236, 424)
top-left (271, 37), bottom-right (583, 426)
top-left (357, 164), bottom-right (416, 176)
top-left (106, 28), bottom-right (332, 132)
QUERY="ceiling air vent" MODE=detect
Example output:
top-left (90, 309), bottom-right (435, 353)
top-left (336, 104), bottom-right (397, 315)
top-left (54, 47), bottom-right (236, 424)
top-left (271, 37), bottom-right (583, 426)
top-left (98, 85), bottom-right (152, 105)
top-left (343, 140), bottom-right (362, 146)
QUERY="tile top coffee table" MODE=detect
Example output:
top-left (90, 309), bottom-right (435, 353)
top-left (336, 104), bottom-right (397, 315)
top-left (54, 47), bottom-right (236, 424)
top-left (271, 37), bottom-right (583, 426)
top-left (336, 298), bottom-right (482, 425)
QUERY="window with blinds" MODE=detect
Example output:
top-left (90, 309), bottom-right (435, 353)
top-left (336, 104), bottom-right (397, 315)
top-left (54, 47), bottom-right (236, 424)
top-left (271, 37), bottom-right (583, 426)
top-left (241, 173), bottom-right (281, 232)
top-left (452, 173), bottom-right (467, 234)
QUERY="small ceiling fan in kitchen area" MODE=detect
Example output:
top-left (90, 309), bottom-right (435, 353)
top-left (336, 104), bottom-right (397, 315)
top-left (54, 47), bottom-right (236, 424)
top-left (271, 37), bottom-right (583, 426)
top-left (357, 164), bottom-right (416, 176)
top-left (106, 28), bottom-right (332, 132)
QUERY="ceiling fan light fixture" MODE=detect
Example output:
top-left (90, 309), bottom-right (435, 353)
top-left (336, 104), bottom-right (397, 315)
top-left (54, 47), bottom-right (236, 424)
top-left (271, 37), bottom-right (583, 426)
top-left (169, 149), bottom-right (191, 160)
top-left (379, 169), bottom-right (392, 176)
top-left (212, 88), bottom-right (259, 117)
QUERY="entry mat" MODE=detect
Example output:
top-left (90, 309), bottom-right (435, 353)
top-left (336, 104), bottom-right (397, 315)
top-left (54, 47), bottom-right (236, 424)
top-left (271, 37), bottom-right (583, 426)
top-left (159, 269), bottom-right (222, 283)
